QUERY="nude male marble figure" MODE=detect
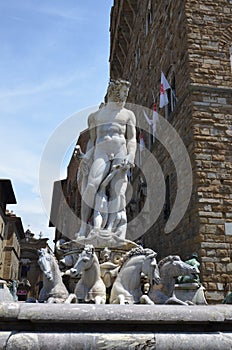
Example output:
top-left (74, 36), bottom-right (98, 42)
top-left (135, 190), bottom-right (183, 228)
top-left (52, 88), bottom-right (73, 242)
top-left (75, 79), bottom-right (136, 239)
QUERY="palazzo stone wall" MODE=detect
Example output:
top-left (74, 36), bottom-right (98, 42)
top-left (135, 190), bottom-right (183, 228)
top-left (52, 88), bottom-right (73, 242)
top-left (110, 0), bottom-right (232, 303)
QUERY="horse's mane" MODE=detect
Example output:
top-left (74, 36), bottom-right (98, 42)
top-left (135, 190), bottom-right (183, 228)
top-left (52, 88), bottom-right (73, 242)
top-left (50, 251), bottom-right (59, 267)
top-left (40, 248), bottom-right (59, 267)
top-left (83, 244), bottom-right (95, 255)
top-left (158, 255), bottom-right (180, 269)
top-left (122, 246), bottom-right (156, 265)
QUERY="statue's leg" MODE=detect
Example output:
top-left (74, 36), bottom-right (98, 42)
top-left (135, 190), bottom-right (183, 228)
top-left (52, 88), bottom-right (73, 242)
top-left (75, 158), bottom-right (110, 237)
top-left (94, 295), bottom-right (106, 304)
top-left (93, 192), bottom-right (108, 229)
top-left (38, 287), bottom-right (48, 303)
top-left (64, 293), bottom-right (77, 304)
top-left (47, 297), bottom-right (55, 303)
top-left (93, 210), bottom-right (103, 230)
top-left (140, 295), bottom-right (154, 305)
top-left (113, 210), bottom-right (127, 238)
top-left (107, 169), bottom-right (128, 232)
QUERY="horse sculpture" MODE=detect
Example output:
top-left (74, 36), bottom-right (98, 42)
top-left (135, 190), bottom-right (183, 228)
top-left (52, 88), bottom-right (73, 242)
top-left (110, 246), bottom-right (160, 304)
top-left (70, 245), bottom-right (106, 304)
top-left (140, 255), bottom-right (199, 305)
top-left (8, 280), bottom-right (18, 301)
top-left (38, 248), bottom-right (77, 303)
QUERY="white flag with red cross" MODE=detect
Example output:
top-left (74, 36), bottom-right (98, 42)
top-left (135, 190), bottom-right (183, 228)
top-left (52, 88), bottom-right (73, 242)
top-left (143, 101), bottom-right (159, 137)
top-left (143, 110), bottom-right (152, 126)
top-left (159, 71), bottom-right (171, 108)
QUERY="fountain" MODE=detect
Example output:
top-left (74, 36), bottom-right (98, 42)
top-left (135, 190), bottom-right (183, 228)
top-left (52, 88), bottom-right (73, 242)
top-left (0, 79), bottom-right (232, 349)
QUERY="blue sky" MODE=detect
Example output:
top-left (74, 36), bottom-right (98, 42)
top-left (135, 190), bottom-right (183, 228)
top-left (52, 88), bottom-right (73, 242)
top-left (0, 0), bottom-right (113, 246)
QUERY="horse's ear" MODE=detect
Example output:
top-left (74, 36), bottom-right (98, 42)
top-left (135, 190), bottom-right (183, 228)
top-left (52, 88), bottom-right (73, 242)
top-left (148, 252), bottom-right (157, 259)
top-left (172, 255), bottom-right (180, 261)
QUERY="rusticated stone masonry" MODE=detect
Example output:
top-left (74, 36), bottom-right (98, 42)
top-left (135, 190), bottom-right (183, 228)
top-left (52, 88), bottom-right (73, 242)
top-left (110, 0), bottom-right (232, 303)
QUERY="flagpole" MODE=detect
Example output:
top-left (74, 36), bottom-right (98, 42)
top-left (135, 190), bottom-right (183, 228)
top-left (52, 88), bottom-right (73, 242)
top-left (151, 91), bottom-right (155, 144)
top-left (137, 117), bottom-right (141, 166)
top-left (152, 91), bottom-right (157, 144)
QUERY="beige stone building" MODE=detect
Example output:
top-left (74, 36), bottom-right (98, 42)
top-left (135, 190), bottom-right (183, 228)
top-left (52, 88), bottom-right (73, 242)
top-left (0, 180), bottom-right (24, 281)
top-left (110, 0), bottom-right (232, 302)
top-left (19, 229), bottom-right (49, 300)
top-left (0, 179), bottom-right (49, 300)
top-left (50, 130), bottom-right (89, 246)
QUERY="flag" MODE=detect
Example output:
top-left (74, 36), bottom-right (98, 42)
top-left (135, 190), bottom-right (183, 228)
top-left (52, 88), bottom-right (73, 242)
top-left (139, 132), bottom-right (145, 152)
top-left (159, 71), bottom-right (171, 108)
top-left (139, 131), bottom-right (145, 166)
top-left (143, 110), bottom-right (152, 126)
top-left (143, 101), bottom-right (158, 138)
top-left (152, 102), bottom-right (158, 135)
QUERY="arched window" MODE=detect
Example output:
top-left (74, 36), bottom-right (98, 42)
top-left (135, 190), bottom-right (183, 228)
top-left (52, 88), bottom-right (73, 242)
top-left (135, 44), bottom-right (140, 67)
top-left (165, 72), bottom-right (177, 119)
top-left (230, 45), bottom-right (232, 72)
top-left (164, 175), bottom-right (171, 221)
top-left (67, 180), bottom-right (72, 194)
top-left (145, 0), bottom-right (153, 35)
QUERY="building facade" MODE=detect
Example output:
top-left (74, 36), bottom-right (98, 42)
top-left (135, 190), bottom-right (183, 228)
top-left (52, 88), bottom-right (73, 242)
top-left (0, 179), bottom-right (48, 300)
top-left (19, 229), bottom-right (49, 300)
top-left (0, 180), bottom-right (24, 281)
top-left (110, 0), bottom-right (232, 302)
top-left (50, 130), bottom-right (89, 247)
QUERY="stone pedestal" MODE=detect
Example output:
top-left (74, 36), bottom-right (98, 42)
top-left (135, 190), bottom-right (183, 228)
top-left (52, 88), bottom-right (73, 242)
top-left (1, 303), bottom-right (232, 349)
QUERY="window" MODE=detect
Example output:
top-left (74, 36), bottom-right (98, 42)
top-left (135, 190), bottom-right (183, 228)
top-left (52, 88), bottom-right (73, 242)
top-left (0, 221), bottom-right (4, 241)
top-left (164, 175), bottom-right (171, 220)
top-left (67, 180), bottom-right (72, 194)
top-left (0, 222), bottom-right (3, 235)
top-left (135, 45), bottom-right (140, 67)
top-left (165, 74), bottom-right (177, 119)
top-left (21, 265), bottom-right (28, 278)
top-left (145, 1), bottom-right (153, 35)
top-left (230, 45), bottom-right (232, 72)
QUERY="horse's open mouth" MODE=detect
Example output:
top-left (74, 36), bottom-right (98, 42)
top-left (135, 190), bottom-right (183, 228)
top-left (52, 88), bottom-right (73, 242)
top-left (153, 276), bottom-right (161, 285)
top-left (70, 268), bottom-right (78, 278)
top-left (45, 272), bottom-right (53, 281)
top-left (190, 273), bottom-right (198, 280)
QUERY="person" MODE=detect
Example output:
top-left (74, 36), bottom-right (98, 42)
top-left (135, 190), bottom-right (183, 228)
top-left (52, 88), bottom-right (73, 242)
top-left (75, 79), bottom-right (136, 238)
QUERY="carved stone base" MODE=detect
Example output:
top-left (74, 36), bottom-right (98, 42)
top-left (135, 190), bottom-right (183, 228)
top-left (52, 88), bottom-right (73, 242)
top-left (72, 229), bottom-right (139, 250)
top-left (174, 283), bottom-right (208, 305)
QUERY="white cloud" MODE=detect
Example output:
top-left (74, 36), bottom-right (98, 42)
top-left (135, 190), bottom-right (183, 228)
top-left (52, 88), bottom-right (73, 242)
top-left (0, 154), bottom-right (39, 188)
top-left (0, 70), bottom-right (84, 99)
top-left (36, 4), bottom-right (86, 22)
